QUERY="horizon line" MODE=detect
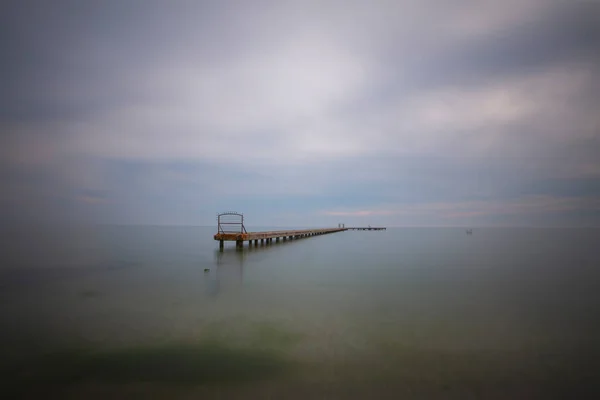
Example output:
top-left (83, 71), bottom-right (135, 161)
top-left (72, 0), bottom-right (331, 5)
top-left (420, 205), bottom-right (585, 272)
top-left (43, 223), bottom-right (600, 229)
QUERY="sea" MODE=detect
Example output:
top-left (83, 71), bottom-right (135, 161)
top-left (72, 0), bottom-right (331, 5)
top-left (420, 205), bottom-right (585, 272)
top-left (1, 225), bottom-right (599, 399)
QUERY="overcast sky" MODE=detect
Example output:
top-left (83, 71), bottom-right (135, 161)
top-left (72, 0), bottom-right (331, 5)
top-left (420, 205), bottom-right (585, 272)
top-left (1, 0), bottom-right (599, 227)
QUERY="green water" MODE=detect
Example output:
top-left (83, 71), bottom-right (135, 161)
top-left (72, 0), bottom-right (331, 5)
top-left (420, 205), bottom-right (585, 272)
top-left (1, 226), bottom-right (598, 398)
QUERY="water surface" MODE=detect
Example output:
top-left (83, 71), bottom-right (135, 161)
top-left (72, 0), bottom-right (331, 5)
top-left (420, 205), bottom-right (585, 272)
top-left (1, 226), bottom-right (598, 398)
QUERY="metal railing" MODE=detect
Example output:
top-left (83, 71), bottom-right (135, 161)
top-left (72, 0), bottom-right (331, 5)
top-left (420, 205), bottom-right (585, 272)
top-left (217, 212), bottom-right (247, 234)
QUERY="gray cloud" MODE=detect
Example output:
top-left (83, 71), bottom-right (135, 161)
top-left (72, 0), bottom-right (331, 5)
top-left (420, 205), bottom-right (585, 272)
top-left (1, 0), bottom-right (599, 226)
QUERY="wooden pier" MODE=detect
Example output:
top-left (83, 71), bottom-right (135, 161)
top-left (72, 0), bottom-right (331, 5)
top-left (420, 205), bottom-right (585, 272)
top-left (214, 212), bottom-right (386, 250)
top-left (214, 227), bottom-right (347, 249)
top-left (346, 227), bottom-right (386, 231)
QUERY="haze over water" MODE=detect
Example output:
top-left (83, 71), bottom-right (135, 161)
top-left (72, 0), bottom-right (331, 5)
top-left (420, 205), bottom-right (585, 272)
top-left (1, 225), bottom-right (598, 398)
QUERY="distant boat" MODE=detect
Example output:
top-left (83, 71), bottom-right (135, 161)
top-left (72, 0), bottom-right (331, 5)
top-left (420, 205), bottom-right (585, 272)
top-left (466, 229), bottom-right (473, 235)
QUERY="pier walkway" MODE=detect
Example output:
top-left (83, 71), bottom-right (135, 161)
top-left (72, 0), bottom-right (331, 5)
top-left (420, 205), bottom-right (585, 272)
top-left (214, 212), bottom-right (385, 250)
top-left (214, 227), bottom-right (346, 249)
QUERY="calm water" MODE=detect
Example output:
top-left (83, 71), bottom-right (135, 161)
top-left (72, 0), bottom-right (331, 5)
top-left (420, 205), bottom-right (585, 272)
top-left (1, 226), bottom-right (599, 398)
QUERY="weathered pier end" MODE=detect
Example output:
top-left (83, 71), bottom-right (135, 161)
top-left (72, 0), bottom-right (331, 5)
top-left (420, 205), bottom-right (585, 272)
top-left (214, 212), bottom-right (384, 250)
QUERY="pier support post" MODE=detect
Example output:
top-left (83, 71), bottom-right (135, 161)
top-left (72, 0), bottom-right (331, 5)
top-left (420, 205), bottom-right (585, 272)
top-left (219, 240), bottom-right (224, 250)
top-left (236, 240), bottom-right (243, 249)
top-left (276, 237), bottom-right (280, 242)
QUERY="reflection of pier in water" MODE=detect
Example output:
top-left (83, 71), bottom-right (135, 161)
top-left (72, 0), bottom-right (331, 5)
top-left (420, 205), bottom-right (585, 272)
top-left (208, 248), bottom-right (245, 297)
top-left (208, 240), bottom-right (298, 297)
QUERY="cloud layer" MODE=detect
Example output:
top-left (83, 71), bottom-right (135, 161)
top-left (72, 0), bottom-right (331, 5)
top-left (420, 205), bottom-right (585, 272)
top-left (1, 0), bottom-right (599, 226)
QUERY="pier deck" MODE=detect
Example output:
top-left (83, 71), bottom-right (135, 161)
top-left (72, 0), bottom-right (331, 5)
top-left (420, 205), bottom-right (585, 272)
top-left (214, 212), bottom-right (385, 250)
top-left (214, 227), bottom-right (346, 242)
top-left (346, 227), bottom-right (386, 230)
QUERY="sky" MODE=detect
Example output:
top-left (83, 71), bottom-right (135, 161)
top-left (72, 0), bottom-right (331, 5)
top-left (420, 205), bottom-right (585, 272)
top-left (1, 0), bottom-right (599, 227)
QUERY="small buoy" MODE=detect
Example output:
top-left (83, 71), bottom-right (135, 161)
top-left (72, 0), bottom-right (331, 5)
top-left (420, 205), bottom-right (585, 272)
top-left (204, 268), bottom-right (210, 273)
